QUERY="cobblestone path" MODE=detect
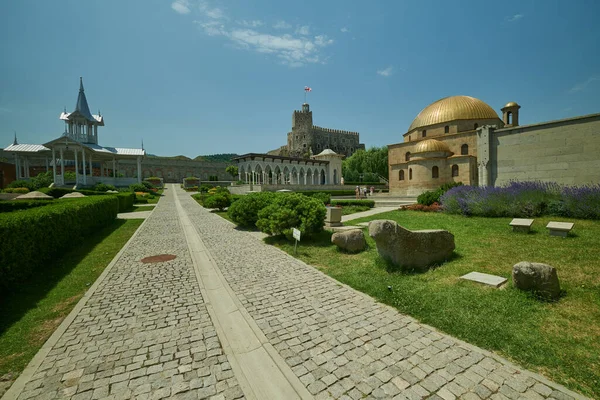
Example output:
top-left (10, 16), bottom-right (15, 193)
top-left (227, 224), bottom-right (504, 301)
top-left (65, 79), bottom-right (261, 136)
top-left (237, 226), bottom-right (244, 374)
top-left (176, 188), bottom-right (587, 400)
top-left (5, 188), bottom-right (244, 400)
top-left (5, 185), bottom-right (587, 400)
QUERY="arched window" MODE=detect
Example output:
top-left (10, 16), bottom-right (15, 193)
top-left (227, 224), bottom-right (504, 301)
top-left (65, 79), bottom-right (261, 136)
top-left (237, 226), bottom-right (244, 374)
top-left (452, 164), bottom-right (459, 177)
top-left (444, 125), bottom-right (449, 134)
top-left (405, 152), bottom-right (411, 162)
top-left (432, 166), bottom-right (439, 178)
top-left (409, 168), bottom-right (413, 180)
top-left (474, 123), bottom-right (478, 130)
top-left (422, 130), bottom-right (427, 138)
top-left (507, 111), bottom-right (512, 125)
top-left (461, 144), bottom-right (468, 155)
top-left (399, 170), bottom-right (405, 181)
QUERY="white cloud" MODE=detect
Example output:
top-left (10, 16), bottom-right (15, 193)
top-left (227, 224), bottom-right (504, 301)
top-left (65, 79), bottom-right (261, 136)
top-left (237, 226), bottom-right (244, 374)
top-left (314, 35), bottom-right (334, 46)
top-left (377, 66), bottom-right (393, 77)
top-left (199, 0), bottom-right (224, 19)
top-left (238, 20), bottom-right (263, 27)
top-left (273, 20), bottom-right (291, 29)
top-left (569, 76), bottom-right (599, 93)
top-left (506, 13), bottom-right (524, 22)
top-left (171, 0), bottom-right (190, 14)
top-left (340, 27), bottom-right (349, 33)
top-left (189, 3), bottom-right (332, 66)
top-left (295, 25), bottom-right (310, 35)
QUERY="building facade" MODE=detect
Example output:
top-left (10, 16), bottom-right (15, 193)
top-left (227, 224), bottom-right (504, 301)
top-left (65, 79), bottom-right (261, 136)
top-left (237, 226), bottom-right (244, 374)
top-left (388, 95), bottom-right (600, 196)
top-left (270, 103), bottom-right (365, 158)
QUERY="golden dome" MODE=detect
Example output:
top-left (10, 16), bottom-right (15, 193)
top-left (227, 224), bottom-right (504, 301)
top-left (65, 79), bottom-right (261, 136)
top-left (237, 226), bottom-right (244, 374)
top-left (414, 139), bottom-right (451, 154)
top-left (503, 101), bottom-right (519, 108)
top-left (408, 95), bottom-right (500, 132)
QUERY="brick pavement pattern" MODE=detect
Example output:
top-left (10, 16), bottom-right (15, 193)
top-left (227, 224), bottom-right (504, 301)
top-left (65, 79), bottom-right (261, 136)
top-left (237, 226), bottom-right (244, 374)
top-left (177, 188), bottom-right (586, 400)
top-left (12, 188), bottom-right (244, 400)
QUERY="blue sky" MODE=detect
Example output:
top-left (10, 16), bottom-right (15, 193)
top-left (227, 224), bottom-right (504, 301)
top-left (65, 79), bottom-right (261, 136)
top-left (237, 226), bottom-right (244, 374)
top-left (1, 0), bottom-right (599, 157)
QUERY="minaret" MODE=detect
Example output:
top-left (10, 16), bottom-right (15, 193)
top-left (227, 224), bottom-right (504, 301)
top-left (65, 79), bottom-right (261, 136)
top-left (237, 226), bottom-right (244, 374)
top-left (60, 77), bottom-right (104, 144)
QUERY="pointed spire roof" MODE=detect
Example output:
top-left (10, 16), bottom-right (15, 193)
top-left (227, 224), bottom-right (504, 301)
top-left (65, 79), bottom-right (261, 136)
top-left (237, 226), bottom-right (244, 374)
top-left (13, 132), bottom-right (18, 145)
top-left (74, 77), bottom-right (95, 121)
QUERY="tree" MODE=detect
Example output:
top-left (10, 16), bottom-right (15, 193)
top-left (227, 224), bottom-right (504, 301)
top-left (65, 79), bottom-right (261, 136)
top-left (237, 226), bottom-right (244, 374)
top-left (225, 165), bottom-right (239, 179)
top-left (342, 146), bottom-right (388, 181)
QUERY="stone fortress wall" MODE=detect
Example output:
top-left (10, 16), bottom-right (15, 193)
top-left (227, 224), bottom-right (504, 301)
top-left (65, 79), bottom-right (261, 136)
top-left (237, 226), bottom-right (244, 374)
top-left (486, 114), bottom-right (600, 186)
top-left (277, 104), bottom-right (365, 158)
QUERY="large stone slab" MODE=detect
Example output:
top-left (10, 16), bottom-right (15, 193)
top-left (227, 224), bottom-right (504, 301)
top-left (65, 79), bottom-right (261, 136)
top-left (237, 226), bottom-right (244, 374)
top-left (509, 218), bottom-right (534, 232)
top-left (368, 219), bottom-right (455, 271)
top-left (546, 221), bottom-right (574, 237)
top-left (460, 272), bottom-right (507, 288)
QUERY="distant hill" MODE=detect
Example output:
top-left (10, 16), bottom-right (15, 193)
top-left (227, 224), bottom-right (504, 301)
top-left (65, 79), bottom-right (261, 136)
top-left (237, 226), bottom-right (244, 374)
top-left (193, 153), bottom-right (238, 163)
top-left (146, 154), bottom-right (192, 161)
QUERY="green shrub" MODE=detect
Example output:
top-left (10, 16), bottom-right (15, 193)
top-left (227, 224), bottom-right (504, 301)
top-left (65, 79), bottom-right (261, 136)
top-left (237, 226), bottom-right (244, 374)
top-left (199, 184), bottom-right (212, 193)
top-left (7, 180), bottom-right (33, 190)
top-left (93, 183), bottom-right (117, 192)
top-left (142, 181), bottom-right (156, 190)
top-left (63, 171), bottom-right (76, 180)
top-left (184, 186), bottom-right (199, 192)
top-left (330, 199), bottom-right (375, 208)
top-left (227, 192), bottom-right (277, 227)
top-left (203, 192), bottom-right (232, 211)
top-left (418, 182), bottom-right (463, 206)
top-left (129, 183), bottom-right (148, 193)
top-left (0, 200), bottom-right (54, 213)
top-left (256, 193), bottom-right (326, 240)
top-left (2, 187), bottom-right (30, 194)
top-left (39, 187), bottom-right (106, 198)
top-left (308, 192), bottom-right (331, 205)
top-left (0, 196), bottom-right (119, 293)
top-left (292, 190), bottom-right (356, 196)
top-left (135, 197), bottom-right (149, 204)
top-left (113, 192), bottom-right (135, 212)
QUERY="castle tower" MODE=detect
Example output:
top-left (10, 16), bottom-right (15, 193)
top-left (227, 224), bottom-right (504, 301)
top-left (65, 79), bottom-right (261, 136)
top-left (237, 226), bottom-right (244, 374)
top-left (289, 103), bottom-right (314, 157)
top-left (59, 77), bottom-right (104, 144)
top-left (501, 101), bottom-right (520, 127)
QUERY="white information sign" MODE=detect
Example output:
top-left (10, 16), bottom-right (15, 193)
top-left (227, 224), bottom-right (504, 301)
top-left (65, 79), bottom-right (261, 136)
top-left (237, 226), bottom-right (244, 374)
top-left (292, 228), bottom-right (301, 241)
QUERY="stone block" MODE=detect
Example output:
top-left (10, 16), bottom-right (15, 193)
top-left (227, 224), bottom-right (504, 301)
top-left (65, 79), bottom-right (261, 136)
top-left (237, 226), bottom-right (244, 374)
top-left (546, 221), bottom-right (574, 237)
top-left (460, 272), bottom-right (507, 288)
top-left (368, 220), bottom-right (455, 272)
top-left (325, 207), bottom-right (343, 227)
top-left (512, 261), bottom-right (561, 300)
top-left (331, 229), bottom-right (366, 253)
top-left (509, 218), bottom-right (533, 233)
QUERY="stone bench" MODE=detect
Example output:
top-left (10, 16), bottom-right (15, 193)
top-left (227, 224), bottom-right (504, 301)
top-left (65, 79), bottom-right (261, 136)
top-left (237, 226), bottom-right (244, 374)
top-left (509, 218), bottom-right (534, 233)
top-left (546, 221), bottom-right (574, 237)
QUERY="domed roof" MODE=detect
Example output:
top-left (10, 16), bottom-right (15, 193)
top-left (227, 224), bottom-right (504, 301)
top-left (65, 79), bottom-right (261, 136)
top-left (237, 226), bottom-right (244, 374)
top-left (316, 149), bottom-right (337, 156)
top-left (414, 139), bottom-right (451, 154)
top-left (408, 95), bottom-right (500, 132)
top-left (503, 101), bottom-right (519, 108)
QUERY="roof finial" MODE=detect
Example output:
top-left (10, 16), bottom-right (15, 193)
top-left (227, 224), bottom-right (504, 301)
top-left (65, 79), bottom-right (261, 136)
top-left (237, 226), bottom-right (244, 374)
top-left (141, 138), bottom-right (144, 150)
top-left (13, 131), bottom-right (18, 145)
top-left (98, 109), bottom-right (101, 117)
top-left (64, 105), bottom-right (67, 113)
top-left (80, 76), bottom-right (84, 92)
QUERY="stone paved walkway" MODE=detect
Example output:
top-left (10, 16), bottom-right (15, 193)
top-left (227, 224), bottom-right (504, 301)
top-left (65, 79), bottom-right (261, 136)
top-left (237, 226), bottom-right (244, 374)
top-left (4, 185), bottom-right (588, 400)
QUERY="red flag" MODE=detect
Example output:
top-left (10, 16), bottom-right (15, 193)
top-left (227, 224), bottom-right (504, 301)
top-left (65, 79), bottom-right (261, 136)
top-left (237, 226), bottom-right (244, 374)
top-left (304, 86), bottom-right (312, 92)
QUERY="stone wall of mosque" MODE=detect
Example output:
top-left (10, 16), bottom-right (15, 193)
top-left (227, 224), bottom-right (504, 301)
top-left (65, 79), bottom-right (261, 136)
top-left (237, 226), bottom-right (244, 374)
top-left (489, 114), bottom-right (600, 186)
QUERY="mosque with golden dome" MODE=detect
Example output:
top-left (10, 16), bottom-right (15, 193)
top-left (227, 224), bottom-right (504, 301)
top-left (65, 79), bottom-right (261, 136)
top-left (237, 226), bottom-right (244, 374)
top-left (388, 95), bottom-right (600, 196)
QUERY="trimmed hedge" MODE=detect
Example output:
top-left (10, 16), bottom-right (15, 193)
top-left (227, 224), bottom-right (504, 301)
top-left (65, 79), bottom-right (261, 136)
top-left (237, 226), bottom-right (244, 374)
top-left (330, 199), bottom-right (375, 208)
top-left (0, 200), bottom-right (55, 213)
top-left (227, 192), bottom-right (277, 227)
top-left (2, 188), bottom-right (30, 194)
top-left (37, 188), bottom-right (133, 212)
top-left (0, 196), bottom-right (119, 293)
top-left (294, 190), bottom-right (356, 196)
top-left (115, 192), bottom-right (135, 212)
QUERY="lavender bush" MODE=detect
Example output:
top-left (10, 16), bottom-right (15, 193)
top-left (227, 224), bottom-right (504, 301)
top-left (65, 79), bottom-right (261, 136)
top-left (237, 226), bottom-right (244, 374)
top-left (440, 181), bottom-right (600, 219)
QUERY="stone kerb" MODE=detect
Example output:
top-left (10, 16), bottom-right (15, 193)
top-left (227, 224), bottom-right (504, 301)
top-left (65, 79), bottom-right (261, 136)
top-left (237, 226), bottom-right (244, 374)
top-left (369, 219), bottom-right (455, 271)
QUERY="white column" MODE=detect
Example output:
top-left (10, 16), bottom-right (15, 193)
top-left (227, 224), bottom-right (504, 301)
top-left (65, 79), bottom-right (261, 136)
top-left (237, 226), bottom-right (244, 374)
top-left (14, 154), bottom-right (19, 179)
top-left (113, 158), bottom-right (116, 178)
top-left (45, 157), bottom-right (49, 172)
top-left (238, 172), bottom-right (241, 182)
top-left (304, 172), bottom-right (307, 185)
top-left (52, 148), bottom-right (56, 183)
top-left (74, 149), bottom-right (79, 185)
top-left (89, 153), bottom-right (93, 181)
top-left (60, 148), bottom-right (65, 177)
top-left (24, 157), bottom-right (29, 178)
top-left (137, 157), bottom-right (142, 184)
top-left (82, 149), bottom-right (87, 185)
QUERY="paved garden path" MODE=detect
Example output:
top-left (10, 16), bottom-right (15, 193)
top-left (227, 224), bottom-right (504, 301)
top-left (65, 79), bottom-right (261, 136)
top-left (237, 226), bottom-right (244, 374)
top-left (4, 185), bottom-right (587, 400)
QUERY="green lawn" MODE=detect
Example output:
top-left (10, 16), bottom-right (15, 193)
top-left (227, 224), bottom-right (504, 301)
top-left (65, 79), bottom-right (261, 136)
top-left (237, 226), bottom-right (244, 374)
top-left (266, 210), bottom-right (600, 398)
top-left (0, 219), bottom-right (143, 379)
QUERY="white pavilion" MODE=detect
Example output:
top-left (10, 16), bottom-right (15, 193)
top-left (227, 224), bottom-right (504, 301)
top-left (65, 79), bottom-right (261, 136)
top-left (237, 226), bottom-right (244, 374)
top-left (3, 78), bottom-right (145, 187)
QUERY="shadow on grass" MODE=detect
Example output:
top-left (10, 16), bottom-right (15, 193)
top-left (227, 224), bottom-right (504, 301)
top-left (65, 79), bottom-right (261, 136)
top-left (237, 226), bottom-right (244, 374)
top-left (264, 230), bottom-right (333, 248)
top-left (378, 251), bottom-right (464, 274)
top-left (0, 219), bottom-right (127, 337)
